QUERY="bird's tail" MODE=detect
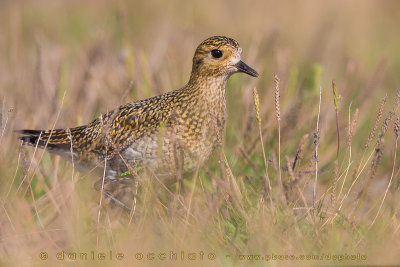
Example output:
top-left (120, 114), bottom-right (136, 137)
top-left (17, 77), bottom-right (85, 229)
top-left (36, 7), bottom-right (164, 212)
top-left (17, 126), bottom-right (87, 151)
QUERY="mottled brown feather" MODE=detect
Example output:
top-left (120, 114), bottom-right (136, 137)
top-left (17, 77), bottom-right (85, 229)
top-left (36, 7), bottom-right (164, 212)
top-left (19, 36), bottom-right (257, 180)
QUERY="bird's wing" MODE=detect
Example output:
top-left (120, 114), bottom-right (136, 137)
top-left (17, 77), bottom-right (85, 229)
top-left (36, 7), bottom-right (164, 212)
top-left (95, 95), bottom-right (176, 155)
top-left (19, 90), bottom-right (182, 158)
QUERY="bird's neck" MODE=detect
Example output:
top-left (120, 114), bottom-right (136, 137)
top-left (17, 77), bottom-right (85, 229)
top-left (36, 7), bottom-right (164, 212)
top-left (185, 75), bottom-right (228, 137)
top-left (187, 73), bottom-right (228, 104)
top-left (184, 74), bottom-right (228, 146)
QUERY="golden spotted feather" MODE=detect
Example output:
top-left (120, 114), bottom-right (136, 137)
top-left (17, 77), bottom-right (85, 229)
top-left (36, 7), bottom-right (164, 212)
top-left (19, 36), bottom-right (258, 180)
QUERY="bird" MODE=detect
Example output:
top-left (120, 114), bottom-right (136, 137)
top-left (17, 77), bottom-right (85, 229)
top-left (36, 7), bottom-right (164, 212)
top-left (18, 36), bottom-right (258, 210)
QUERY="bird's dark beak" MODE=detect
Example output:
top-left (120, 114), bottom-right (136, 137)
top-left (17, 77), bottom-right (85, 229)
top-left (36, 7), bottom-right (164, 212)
top-left (234, 60), bottom-right (259, 77)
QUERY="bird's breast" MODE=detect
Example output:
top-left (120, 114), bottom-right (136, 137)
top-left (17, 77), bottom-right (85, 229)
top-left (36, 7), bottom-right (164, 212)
top-left (123, 82), bottom-right (228, 177)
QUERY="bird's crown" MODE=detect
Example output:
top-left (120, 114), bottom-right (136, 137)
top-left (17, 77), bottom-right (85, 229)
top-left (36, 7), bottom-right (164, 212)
top-left (198, 36), bottom-right (240, 51)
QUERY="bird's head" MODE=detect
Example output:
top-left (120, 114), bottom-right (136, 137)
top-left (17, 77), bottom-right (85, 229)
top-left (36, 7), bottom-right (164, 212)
top-left (190, 36), bottom-right (258, 80)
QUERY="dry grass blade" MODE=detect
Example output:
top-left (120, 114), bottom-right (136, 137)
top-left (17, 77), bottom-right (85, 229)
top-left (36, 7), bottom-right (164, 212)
top-left (274, 74), bottom-right (286, 204)
top-left (252, 87), bottom-right (274, 210)
top-left (370, 128), bottom-right (398, 227)
top-left (365, 95), bottom-right (387, 150)
top-left (330, 160), bottom-right (339, 214)
top-left (337, 106), bottom-right (359, 203)
top-left (292, 134), bottom-right (309, 170)
top-left (353, 93), bottom-right (399, 218)
top-left (332, 80), bottom-right (341, 159)
top-left (348, 108), bottom-right (359, 148)
top-left (313, 86), bottom-right (322, 212)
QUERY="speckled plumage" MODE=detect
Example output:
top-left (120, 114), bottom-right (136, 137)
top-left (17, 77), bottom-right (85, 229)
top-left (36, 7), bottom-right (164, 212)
top-left (19, 36), bottom-right (258, 181)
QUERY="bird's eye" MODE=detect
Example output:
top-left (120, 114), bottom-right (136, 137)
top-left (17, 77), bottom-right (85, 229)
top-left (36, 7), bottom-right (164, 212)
top-left (211, 49), bottom-right (223, 59)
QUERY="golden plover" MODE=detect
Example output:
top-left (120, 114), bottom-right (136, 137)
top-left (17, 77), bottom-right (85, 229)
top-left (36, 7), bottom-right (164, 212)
top-left (19, 36), bottom-right (258, 206)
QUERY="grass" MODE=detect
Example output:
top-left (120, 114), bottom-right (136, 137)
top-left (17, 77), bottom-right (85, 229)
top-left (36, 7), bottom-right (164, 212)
top-left (1, 0), bottom-right (400, 266)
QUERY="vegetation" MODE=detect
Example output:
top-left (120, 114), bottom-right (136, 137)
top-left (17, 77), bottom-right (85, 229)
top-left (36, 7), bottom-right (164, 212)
top-left (1, 1), bottom-right (400, 266)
